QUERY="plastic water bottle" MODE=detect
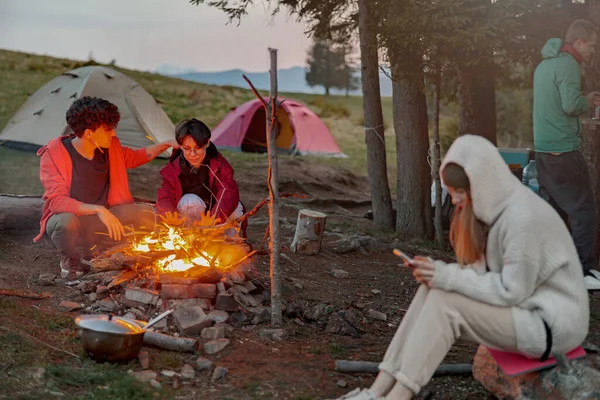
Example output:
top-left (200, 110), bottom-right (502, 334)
top-left (522, 160), bottom-right (540, 194)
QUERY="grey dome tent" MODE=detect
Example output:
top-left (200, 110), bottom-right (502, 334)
top-left (0, 66), bottom-right (175, 156)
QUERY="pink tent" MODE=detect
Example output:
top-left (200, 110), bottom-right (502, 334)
top-left (211, 98), bottom-right (344, 156)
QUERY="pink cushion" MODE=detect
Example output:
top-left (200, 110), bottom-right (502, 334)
top-left (487, 346), bottom-right (586, 376)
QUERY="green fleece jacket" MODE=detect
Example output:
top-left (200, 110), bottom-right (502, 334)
top-left (533, 38), bottom-right (589, 153)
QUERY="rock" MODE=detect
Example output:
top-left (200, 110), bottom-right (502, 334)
top-left (39, 273), bottom-right (57, 284)
top-left (58, 301), bottom-right (82, 312)
top-left (76, 281), bottom-right (97, 294)
top-left (195, 357), bottom-right (215, 372)
top-left (367, 309), bottom-right (387, 322)
top-left (161, 283), bottom-right (217, 299)
top-left (94, 298), bottom-right (119, 313)
top-left (214, 323), bottom-right (235, 336)
top-left (207, 310), bottom-right (229, 324)
top-left (326, 312), bottom-right (359, 337)
top-left (201, 326), bottom-right (225, 341)
top-left (330, 269), bottom-right (350, 279)
top-left (125, 287), bottom-right (159, 305)
top-left (293, 282), bottom-right (304, 290)
top-left (96, 285), bottom-right (108, 294)
top-left (33, 367), bottom-right (45, 382)
top-left (259, 328), bottom-right (288, 342)
top-left (337, 379), bottom-right (348, 388)
top-left (166, 298), bottom-right (212, 311)
top-left (232, 291), bottom-right (261, 308)
top-left (372, 289), bottom-right (381, 296)
top-left (149, 379), bottom-right (161, 389)
top-left (160, 370), bottom-right (179, 382)
top-left (250, 306), bottom-right (271, 325)
top-left (214, 294), bottom-right (239, 312)
top-left (344, 308), bottom-right (363, 328)
top-left (325, 313), bottom-right (344, 334)
top-left (204, 338), bottom-right (230, 355)
top-left (303, 303), bottom-right (327, 321)
top-left (130, 370), bottom-right (157, 383)
top-left (173, 306), bottom-right (214, 336)
top-left (229, 284), bottom-right (249, 295)
top-left (473, 345), bottom-right (600, 400)
top-left (138, 350), bottom-right (150, 370)
top-left (331, 237), bottom-right (361, 254)
top-left (229, 310), bottom-right (247, 328)
top-left (356, 291), bottom-right (373, 298)
top-left (211, 366), bottom-right (228, 384)
top-left (180, 364), bottom-right (196, 381)
top-left (88, 293), bottom-right (97, 302)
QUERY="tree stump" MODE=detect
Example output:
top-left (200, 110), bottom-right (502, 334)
top-left (290, 209), bottom-right (327, 255)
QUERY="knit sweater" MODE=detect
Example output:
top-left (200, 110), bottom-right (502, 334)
top-left (431, 135), bottom-right (589, 358)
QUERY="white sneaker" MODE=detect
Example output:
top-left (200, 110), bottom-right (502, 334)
top-left (584, 275), bottom-right (600, 291)
top-left (588, 269), bottom-right (600, 280)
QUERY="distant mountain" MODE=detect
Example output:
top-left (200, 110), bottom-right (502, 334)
top-left (154, 64), bottom-right (199, 76)
top-left (156, 66), bottom-right (393, 97)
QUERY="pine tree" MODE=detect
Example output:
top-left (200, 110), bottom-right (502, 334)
top-left (305, 39), bottom-right (348, 96)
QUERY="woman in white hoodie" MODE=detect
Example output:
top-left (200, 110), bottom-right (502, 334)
top-left (339, 135), bottom-right (589, 400)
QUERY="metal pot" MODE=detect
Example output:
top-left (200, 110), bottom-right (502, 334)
top-left (75, 310), bottom-right (172, 362)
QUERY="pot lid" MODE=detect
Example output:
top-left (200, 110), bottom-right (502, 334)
top-left (75, 315), bottom-right (144, 334)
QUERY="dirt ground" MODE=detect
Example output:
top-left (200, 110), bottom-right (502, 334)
top-left (2, 156), bottom-right (600, 400)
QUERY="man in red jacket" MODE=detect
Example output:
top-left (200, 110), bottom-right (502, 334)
top-left (156, 118), bottom-right (246, 236)
top-left (34, 96), bottom-right (179, 279)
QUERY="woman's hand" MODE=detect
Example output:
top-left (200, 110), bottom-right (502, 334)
top-left (411, 256), bottom-right (436, 287)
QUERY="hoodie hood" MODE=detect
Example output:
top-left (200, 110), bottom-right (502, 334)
top-left (541, 38), bottom-right (563, 59)
top-left (441, 135), bottom-right (522, 225)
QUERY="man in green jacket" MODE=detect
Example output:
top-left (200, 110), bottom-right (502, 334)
top-left (534, 19), bottom-right (600, 290)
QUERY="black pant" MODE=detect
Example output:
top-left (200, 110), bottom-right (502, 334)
top-left (536, 151), bottom-right (597, 274)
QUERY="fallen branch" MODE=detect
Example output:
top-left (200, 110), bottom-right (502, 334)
top-left (0, 326), bottom-right (81, 359)
top-left (0, 288), bottom-right (53, 299)
top-left (335, 360), bottom-right (472, 377)
top-left (143, 331), bottom-right (200, 353)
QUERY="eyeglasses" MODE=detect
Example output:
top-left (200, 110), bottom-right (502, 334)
top-left (181, 143), bottom-right (208, 155)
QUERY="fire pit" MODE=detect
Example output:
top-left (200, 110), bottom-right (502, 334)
top-left (87, 219), bottom-right (265, 331)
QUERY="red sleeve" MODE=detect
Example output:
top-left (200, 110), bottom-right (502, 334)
top-left (156, 169), bottom-right (178, 215)
top-left (39, 152), bottom-right (82, 214)
top-left (210, 158), bottom-right (240, 221)
top-left (122, 146), bottom-right (150, 169)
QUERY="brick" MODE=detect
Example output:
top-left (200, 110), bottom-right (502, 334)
top-left (138, 350), bottom-right (150, 370)
top-left (166, 298), bottom-right (212, 311)
top-left (204, 338), bottom-right (230, 354)
top-left (173, 306), bottom-right (214, 336)
top-left (125, 287), bottom-right (159, 305)
top-left (226, 269), bottom-right (246, 284)
top-left (207, 310), bottom-right (229, 324)
top-left (161, 283), bottom-right (217, 299)
top-left (201, 326), bottom-right (225, 341)
top-left (214, 294), bottom-right (238, 312)
top-left (129, 370), bottom-right (157, 382)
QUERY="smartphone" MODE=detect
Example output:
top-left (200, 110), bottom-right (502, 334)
top-left (393, 249), bottom-right (415, 267)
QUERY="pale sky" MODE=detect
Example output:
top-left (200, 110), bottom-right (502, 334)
top-left (0, 0), bottom-right (312, 72)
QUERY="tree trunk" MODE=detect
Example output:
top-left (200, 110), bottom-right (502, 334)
top-left (325, 86), bottom-right (330, 96)
top-left (432, 68), bottom-right (444, 246)
top-left (457, 62), bottom-right (497, 145)
top-left (358, 0), bottom-right (394, 230)
top-left (290, 209), bottom-right (327, 255)
top-left (389, 48), bottom-right (433, 239)
top-left (0, 195), bottom-right (44, 231)
top-left (267, 48), bottom-right (282, 327)
top-left (582, 0), bottom-right (600, 261)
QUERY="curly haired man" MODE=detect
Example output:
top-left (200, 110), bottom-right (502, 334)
top-left (33, 96), bottom-right (179, 279)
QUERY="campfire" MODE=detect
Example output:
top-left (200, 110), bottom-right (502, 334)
top-left (91, 218), bottom-right (256, 289)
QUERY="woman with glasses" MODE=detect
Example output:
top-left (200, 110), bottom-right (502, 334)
top-left (156, 118), bottom-right (247, 236)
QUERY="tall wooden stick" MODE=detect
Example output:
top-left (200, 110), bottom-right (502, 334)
top-left (267, 48), bottom-right (282, 327)
top-left (242, 49), bottom-right (282, 327)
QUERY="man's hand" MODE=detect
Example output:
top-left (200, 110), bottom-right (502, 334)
top-left (96, 206), bottom-right (125, 241)
top-left (411, 256), bottom-right (436, 287)
top-left (145, 140), bottom-right (180, 160)
top-left (586, 91), bottom-right (600, 108)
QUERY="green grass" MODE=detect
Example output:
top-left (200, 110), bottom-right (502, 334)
top-left (0, 48), bottom-right (406, 195)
